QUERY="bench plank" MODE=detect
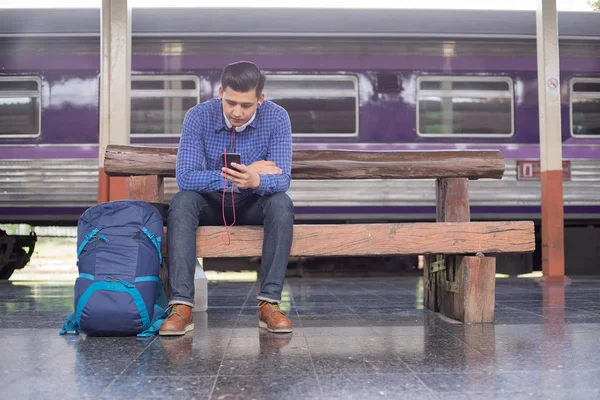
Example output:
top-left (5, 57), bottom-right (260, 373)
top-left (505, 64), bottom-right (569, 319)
top-left (188, 221), bottom-right (534, 258)
top-left (104, 145), bottom-right (505, 180)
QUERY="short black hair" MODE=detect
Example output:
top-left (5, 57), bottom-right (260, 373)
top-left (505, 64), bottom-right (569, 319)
top-left (221, 61), bottom-right (266, 98)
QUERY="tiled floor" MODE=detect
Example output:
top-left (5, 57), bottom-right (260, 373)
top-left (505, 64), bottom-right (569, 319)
top-left (1, 276), bottom-right (600, 399)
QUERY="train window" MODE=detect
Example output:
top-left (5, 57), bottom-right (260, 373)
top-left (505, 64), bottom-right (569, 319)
top-left (264, 75), bottom-right (358, 137)
top-left (417, 76), bottom-right (514, 137)
top-left (0, 77), bottom-right (41, 138)
top-left (131, 75), bottom-right (200, 138)
top-left (571, 78), bottom-right (600, 137)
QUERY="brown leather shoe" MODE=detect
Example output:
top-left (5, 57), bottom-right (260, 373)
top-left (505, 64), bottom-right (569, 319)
top-left (258, 301), bottom-right (292, 333)
top-left (159, 304), bottom-right (194, 336)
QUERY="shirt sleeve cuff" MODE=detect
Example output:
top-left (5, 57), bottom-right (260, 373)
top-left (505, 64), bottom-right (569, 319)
top-left (254, 174), bottom-right (269, 195)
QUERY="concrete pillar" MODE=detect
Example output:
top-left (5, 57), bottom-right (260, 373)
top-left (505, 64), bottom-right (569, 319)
top-left (536, 0), bottom-right (565, 278)
top-left (98, 0), bottom-right (131, 203)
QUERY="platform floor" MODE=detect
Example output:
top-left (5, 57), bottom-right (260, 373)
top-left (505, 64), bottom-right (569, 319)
top-left (1, 276), bottom-right (600, 399)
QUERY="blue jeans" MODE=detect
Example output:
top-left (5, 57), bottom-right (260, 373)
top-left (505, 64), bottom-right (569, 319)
top-left (167, 190), bottom-right (294, 306)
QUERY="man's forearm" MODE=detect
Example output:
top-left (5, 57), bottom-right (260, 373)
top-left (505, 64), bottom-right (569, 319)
top-left (176, 170), bottom-right (223, 192)
top-left (253, 174), bottom-right (291, 196)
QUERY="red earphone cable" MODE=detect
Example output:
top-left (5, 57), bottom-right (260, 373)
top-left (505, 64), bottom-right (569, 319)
top-left (222, 127), bottom-right (237, 246)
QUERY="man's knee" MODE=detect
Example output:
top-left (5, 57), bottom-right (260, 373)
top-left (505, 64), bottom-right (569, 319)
top-left (262, 192), bottom-right (294, 219)
top-left (169, 191), bottom-right (208, 219)
top-left (171, 190), bottom-right (197, 209)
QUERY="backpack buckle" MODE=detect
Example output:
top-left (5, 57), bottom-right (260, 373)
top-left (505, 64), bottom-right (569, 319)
top-left (104, 275), bottom-right (135, 288)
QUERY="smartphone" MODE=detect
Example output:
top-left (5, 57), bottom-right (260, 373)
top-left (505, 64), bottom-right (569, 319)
top-left (221, 153), bottom-right (241, 172)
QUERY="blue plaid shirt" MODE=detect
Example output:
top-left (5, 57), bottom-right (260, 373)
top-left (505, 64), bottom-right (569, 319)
top-left (176, 98), bottom-right (292, 196)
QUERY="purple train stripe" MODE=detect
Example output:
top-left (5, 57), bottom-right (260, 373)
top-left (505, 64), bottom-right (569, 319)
top-left (2, 144), bottom-right (600, 160)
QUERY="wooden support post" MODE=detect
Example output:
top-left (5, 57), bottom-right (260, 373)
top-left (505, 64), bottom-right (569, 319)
top-left (438, 255), bottom-right (496, 323)
top-left (463, 256), bottom-right (496, 323)
top-left (425, 177), bottom-right (497, 322)
top-left (429, 177), bottom-right (496, 323)
top-left (128, 175), bottom-right (164, 203)
top-left (425, 178), bottom-right (470, 313)
top-left (436, 177), bottom-right (470, 223)
top-left (423, 255), bottom-right (436, 312)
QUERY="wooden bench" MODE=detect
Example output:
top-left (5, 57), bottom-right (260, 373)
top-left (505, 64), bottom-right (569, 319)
top-left (104, 145), bottom-right (535, 323)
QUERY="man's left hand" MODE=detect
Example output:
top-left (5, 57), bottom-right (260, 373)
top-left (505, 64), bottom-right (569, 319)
top-left (221, 163), bottom-right (260, 190)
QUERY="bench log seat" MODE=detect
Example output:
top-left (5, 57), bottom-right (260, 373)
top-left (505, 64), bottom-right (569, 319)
top-left (104, 145), bottom-right (535, 323)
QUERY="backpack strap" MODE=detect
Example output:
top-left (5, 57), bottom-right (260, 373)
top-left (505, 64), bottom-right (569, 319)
top-left (137, 304), bottom-right (167, 338)
top-left (77, 228), bottom-right (99, 259)
top-left (59, 313), bottom-right (80, 335)
top-left (141, 227), bottom-right (162, 264)
top-left (61, 277), bottom-right (166, 337)
top-left (133, 276), bottom-right (167, 309)
top-left (137, 281), bottom-right (169, 338)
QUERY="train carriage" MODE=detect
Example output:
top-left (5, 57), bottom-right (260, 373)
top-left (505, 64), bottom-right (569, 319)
top-left (0, 7), bottom-right (599, 227)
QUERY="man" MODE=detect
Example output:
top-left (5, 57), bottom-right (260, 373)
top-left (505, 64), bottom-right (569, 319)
top-left (159, 61), bottom-right (294, 336)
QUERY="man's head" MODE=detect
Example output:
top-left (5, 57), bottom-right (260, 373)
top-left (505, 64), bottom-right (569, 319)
top-left (219, 61), bottom-right (266, 128)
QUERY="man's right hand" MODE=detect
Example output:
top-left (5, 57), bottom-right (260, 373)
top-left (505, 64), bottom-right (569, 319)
top-left (247, 160), bottom-right (282, 175)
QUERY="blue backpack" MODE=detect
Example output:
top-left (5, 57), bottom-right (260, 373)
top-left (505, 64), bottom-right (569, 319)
top-left (60, 200), bottom-right (168, 337)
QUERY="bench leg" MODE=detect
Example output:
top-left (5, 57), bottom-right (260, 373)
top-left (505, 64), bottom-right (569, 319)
top-left (437, 255), bottom-right (496, 323)
top-left (425, 177), bottom-right (496, 323)
top-left (128, 175), bottom-right (164, 203)
top-left (423, 255), bottom-right (439, 312)
top-left (462, 255), bottom-right (495, 323)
